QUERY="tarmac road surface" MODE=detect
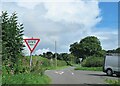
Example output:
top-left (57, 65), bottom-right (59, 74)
top-left (45, 67), bottom-right (119, 85)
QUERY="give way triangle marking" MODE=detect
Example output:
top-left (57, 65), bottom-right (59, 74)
top-left (24, 38), bottom-right (40, 53)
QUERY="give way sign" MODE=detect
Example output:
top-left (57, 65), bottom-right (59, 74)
top-left (24, 38), bottom-right (40, 53)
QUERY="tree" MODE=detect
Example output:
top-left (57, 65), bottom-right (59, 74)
top-left (2, 11), bottom-right (24, 73)
top-left (69, 42), bottom-right (80, 58)
top-left (46, 52), bottom-right (53, 59)
top-left (60, 53), bottom-right (72, 65)
top-left (79, 36), bottom-right (102, 58)
top-left (106, 47), bottom-right (120, 54)
top-left (68, 54), bottom-right (75, 64)
top-left (106, 49), bottom-right (116, 53)
top-left (56, 53), bottom-right (62, 60)
top-left (116, 47), bottom-right (120, 53)
top-left (69, 36), bottom-right (103, 60)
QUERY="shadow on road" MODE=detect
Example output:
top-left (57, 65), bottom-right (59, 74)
top-left (87, 73), bottom-right (119, 78)
top-left (87, 74), bottom-right (107, 76)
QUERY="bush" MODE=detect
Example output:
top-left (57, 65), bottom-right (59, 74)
top-left (81, 56), bottom-right (104, 67)
top-left (56, 60), bottom-right (67, 67)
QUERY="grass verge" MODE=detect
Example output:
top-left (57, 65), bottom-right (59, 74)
top-left (74, 67), bottom-right (102, 71)
top-left (2, 73), bottom-right (51, 84)
top-left (105, 79), bottom-right (120, 86)
top-left (0, 74), bottom-right (1, 86)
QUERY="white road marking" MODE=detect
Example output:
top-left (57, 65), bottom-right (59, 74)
top-left (72, 72), bottom-right (74, 75)
top-left (55, 71), bottom-right (64, 75)
top-left (59, 71), bottom-right (64, 75)
top-left (55, 71), bottom-right (59, 74)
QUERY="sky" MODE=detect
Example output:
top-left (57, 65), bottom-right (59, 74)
top-left (1, 0), bottom-right (119, 55)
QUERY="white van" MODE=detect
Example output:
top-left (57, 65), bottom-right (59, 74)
top-left (103, 55), bottom-right (120, 76)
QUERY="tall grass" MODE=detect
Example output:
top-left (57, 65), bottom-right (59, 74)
top-left (105, 79), bottom-right (120, 86)
top-left (2, 73), bottom-right (51, 84)
top-left (30, 56), bottom-right (67, 70)
top-left (2, 56), bottom-right (68, 84)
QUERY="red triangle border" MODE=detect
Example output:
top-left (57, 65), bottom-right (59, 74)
top-left (24, 38), bottom-right (40, 53)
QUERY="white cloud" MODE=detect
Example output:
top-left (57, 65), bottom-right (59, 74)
top-left (89, 30), bottom-right (118, 50)
top-left (44, 0), bottom-right (101, 28)
top-left (0, 1), bottom-right (2, 15)
top-left (2, 0), bottom-right (102, 29)
top-left (17, 2), bottom-right (39, 9)
top-left (2, 1), bottom-right (118, 55)
top-left (90, 31), bottom-right (118, 40)
top-left (35, 48), bottom-right (51, 55)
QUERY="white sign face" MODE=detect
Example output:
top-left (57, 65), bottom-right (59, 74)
top-left (27, 40), bottom-right (37, 49)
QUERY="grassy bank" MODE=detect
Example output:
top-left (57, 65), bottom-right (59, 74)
top-left (29, 56), bottom-right (68, 70)
top-left (74, 67), bottom-right (102, 71)
top-left (2, 56), bottom-right (68, 84)
top-left (2, 73), bottom-right (51, 84)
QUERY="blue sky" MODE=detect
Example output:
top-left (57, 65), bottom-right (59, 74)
top-left (1, 0), bottom-right (118, 55)
top-left (97, 2), bottom-right (118, 29)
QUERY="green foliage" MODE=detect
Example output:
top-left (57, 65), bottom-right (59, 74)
top-left (45, 52), bottom-right (53, 59)
top-left (1, 12), bottom-right (58, 84)
top-left (68, 54), bottom-right (75, 64)
top-left (105, 79), bottom-right (120, 85)
top-left (81, 56), bottom-right (104, 67)
top-left (97, 50), bottom-right (106, 57)
top-left (2, 74), bottom-right (51, 84)
top-left (69, 36), bottom-right (104, 61)
top-left (2, 57), bottom-right (30, 75)
top-left (2, 55), bottom-right (67, 84)
top-left (70, 42), bottom-right (80, 57)
top-left (24, 56), bottom-right (67, 73)
top-left (2, 11), bottom-right (24, 74)
top-left (41, 52), bottom-right (72, 66)
top-left (56, 60), bottom-right (67, 67)
top-left (0, 74), bottom-right (1, 86)
top-left (79, 36), bottom-right (102, 57)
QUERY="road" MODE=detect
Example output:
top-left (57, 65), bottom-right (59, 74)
top-left (45, 67), bottom-right (119, 85)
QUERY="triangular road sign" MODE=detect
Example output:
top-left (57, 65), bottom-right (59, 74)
top-left (24, 38), bottom-right (40, 53)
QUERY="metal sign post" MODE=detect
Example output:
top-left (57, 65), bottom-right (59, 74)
top-left (30, 52), bottom-right (32, 71)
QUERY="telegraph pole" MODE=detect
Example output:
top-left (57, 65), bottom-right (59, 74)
top-left (55, 41), bottom-right (57, 68)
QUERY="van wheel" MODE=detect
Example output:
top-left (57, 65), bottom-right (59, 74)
top-left (106, 69), bottom-right (113, 76)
